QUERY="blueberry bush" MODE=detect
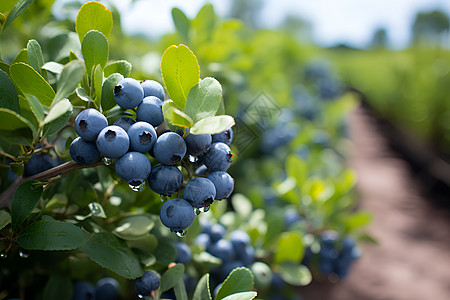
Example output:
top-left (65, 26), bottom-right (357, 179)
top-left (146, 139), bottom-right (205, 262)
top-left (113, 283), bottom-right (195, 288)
top-left (0, 1), bottom-right (373, 300)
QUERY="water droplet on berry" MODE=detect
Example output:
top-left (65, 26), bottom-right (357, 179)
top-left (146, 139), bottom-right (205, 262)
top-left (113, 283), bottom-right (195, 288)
top-left (160, 194), bottom-right (167, 202)
top-left (195, 208), bottom-right (201, 215)
top-left (102, 157), bottom-right (113, 165)
top-left (19, 250), bottom-right (29, 258)
top-left (129, 181), bottom-right (145, 192)
top-left (188, 155), bottom-right (198, 162)
top-left (0, 252), bottom-right (7, 258)
top-left (137, 294), bottom-right (144, 299)
top-left (176, 230), bottom-right (187, 237)
top-left (199, 205), bottom-right (210, 213)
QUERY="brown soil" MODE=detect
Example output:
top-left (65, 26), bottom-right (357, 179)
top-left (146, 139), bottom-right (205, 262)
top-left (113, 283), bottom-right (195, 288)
top-left (299, 104), bottom-right (450, 300)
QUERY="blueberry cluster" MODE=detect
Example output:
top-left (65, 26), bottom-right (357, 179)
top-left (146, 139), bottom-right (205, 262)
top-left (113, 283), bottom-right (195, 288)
top-left (71, 277), bottom-right (120, 300)
top-left (69, 78), bottom-right (235, 235)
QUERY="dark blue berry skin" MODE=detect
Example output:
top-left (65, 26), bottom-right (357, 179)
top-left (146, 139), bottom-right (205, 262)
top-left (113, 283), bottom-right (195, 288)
top-left (153, 132), bottom-right (187, 165)
top-left (271, 272), bottom-right (284, 289)
top-left (238, 245), bottom-right (255, 266)
top-left (184, 133), bottom-right (212, 156)
top-left (70, 137), bottom-right (100, 165)
top-left (113, 116), bottom-right (136, 132)
top-left (136, 96), bottom-right (164, 127)
top-left (195, 233), bottom-right (211, 249)
top-left (148, 165), bottom-right (183, 196)
top-left (114, 78), bottom-right (144, 109)
top-left (95, 277), bottom-right (120, 300)
top-left (23, 153), bottom-right (57, 177)
top-left (72, 281), bottom-right (95, 300)
top-left (229, 230), bottom-right (250, 254)
top-left (212, 128), bottom-right (233, 145)
top-left (209, 223), bottom-right (226, 243)
top-left (127, 121), bottom-right (157, 153)
top-left (160, 198), bottom-right (195, 232)
top-left (74, 108), bottom-right (108, 142)
top-left (284, 209), bottom-right (302, 228)
top-left (115, 152), bottom-right (151, 186)
top-left (140, 80), bottom-right (165, 101)
top-left (203, 142), bottom-right (232, 172)
top-left (207, 171), bottom-right (234, 200)
top-left (260, 125), bottom-right (298, 154)
top-left (183, 275), bottom-right (197, 295)
top-left (175, 242), bottom-right (192, 264)
top-left (183, 178), bottom-right (216, 209)
top-left (207, 239), bottom-right (235, 262)
top-left (134, 271), bottom-right (160, 297)
top-left (220, 260), bottom-right (245, 278)
top-left (96, 125), bottom-right (130, 158)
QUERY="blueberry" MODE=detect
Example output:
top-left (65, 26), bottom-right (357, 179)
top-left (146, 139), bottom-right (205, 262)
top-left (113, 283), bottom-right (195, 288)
top-left (220, 260), bottom-right (245, 278)
top-left (211, 128), bottom-right (233, 145)
top-left (95, 277), bottom-right (120, 300)
top-left (74, 108), bottom-right (108, 142)
top-left (229, 230), bottom-right (250, 254)
top-left (184, 133), bottom-right (212, 156)
top-left (72, 281), bottom-right (95, 300)
top-left (115, 152), bottom-right (151, 186)
top-left (207, 171), bottom-right (234, 200)
top-left (203, 142), bottom-right (232, 172)
top-left (153, 132), bottom-right (187, 165)
top-left (195, 233), bottom-right (211, 249)
top-left (114, 78), bottom-right (144, 109)
top-left (209, 223), bottom-right (226, 243)
top-left (96, 126), bottom-right (130, 158)
top-left (23, 152), bottom-right (57, 177)
top-left (271, 272), bottom-right (285, 289)
top-left (136, 96), bottom-right (164, 127)
top-left (140, 80), bottom-right (165, 101)
top-left (127, 121), bottom-right (157, 153)
top-left (175, 242), bottom-right (192, 264)
top-left (213, 283), bottom-right (223, 298)
top-left (148, 165), bottom-right (183, 196)
top-left (283, 209), bottom-right (302, 228)
top-left (207, 239), bottom-right (235, 262)
top-left (70, 137), bottom-right (100, 165)
top-left (159, 198), bottom-right (195, 232)
top-left (113, 116), bottom-right (136, 132)
top-left (183, 275), bottom-right (197, 295)
top-left (183, 178), bottom-right (216, 209)
top-left (238, 245), bottom-right (255, 266)
top-left (134, 271), bottom-right (160, 297)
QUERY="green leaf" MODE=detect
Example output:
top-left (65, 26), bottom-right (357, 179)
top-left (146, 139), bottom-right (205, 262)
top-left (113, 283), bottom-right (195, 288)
top-left (161, 44), bottom-right (200, 110)
top-left (42, 62), bottom-right (64, 74)
top-left (113, 215), bottom-right (155, 240)
top-left (231, 194), bottom-right (252, 219)
top-left (101, 73), bottom-right (123, 111)
top-left (27, 39), bottom-right (45, 75)
top-left (172, 8), bottom-right (190, 42)
top-left (17, 220), bottom-right (88, 250)
top-left (0, 69), bottom-right (20, 113)
top-left (18, 95), bottom-right (38, 131)
top-left (104, 60), bottom-right (132, 78)
top-left (153, 239), bottom-right (177, 266)
top-left (185, 77), bottom-right (222, 123)
top-left (93, 64), bottom-right (103, 109)
top-left (274, 231), bottom-right (304, 264)
top-left (193, 273), bottom-right (212, 300)
top-left (286, 154), bottom-right (307, 187)
top-left (75, 0), bottom-right (113, 42)
top-left (344, 211), bottom-right (373, 231)
top-left (80, 232), bottom-right (143, 279)
top-left (215, 267), bottom-right (254, 300)
top-left (279, 263), bottom-right (312, 286)
top-left (174, 279), bottom-right (189, 300)
top-left (3, 0), bottom-right (34, 29)
top-left (42, 99), bottom-right (73, 137)
top-left (76, 87), bottom-right (93, 103)
top-left (0, 108), bottom-right (35, 145)
top-left (11, 180), bottom-right (43, 232)
top-left (53, 60), bottom-right (85, 105)
top-left (222, 292), bottom-right (257, 300)
top-left (126, 234), bottom-right (158, 252)
top-left (43, 274), bottom-right (72, 300)
top-left (81, 30), bottom-right (109, 76)
top-left (190, 115), bottom-right (234, 135)
top-left (0, 60), bottom-right (9, 74)
top-left (161, 263), bottom-right (185, 292)
top-left (13, 48), bottom-right (28, 64)
top-left (162, 100), bottom-right (194, 128)
top-left (10, 62), bottom-right (55, 107)
top-left (0, 210), bottom-right (11, 230)
top-left (0, 12), bottom-right (5, 27)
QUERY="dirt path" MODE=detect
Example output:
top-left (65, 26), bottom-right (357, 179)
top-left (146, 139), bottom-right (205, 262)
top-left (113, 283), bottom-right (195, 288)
top-left (300, 104), bottom-right (450, 300)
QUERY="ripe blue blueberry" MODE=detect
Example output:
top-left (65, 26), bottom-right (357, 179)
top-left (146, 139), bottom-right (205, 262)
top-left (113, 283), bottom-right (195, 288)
top-left (74, 108), bottom-right (108, 142)
top-left (95, 277), bottom-right (120, 300)
top-left (136, 96), bottom-right (164, 127)
top-left (237, 245), bottom-right (255, 266)
top-left (220, 260), bottom-right (245, 278)
top-left (175, 242), bottom-right (192, 264)
top-left (113, 116), bottom-right (136, 132)
top-left (115, 152), bottom-right (151, 186)
top-left (69, 137), bottom-right (100, 165)
top-left (148, 165), bottom-right (183, 196)
top-left (284, 209), bottom-right (302, 228)
top-left (72, 281), bottom-right (95, 300)
top-left (212, 128), bottom-right (233, 145)
top-left (183, 178), bottom-right (216, 209)
top-left (96, 126), bottom-right (130, 158)
top-left (195, 233), bottom-right (211, 249)
top-left (114, 78), bottom-right (144, 109)
top-left (153, 132), bottom-right (187, 165)
top-left (159, 198), bottom-right (195, 232)
top-left (184, 133), bottom-right (212, 156)
top-left (209, 223), bottom-right (226, 243)
top-left (127, 121), bottom-right (157, 153)
top-left (134, 271), bottom-right (160, 297)
top-left (229, 230), bottom-right (250, 254)
top-left (207, 171), bottom-right (234, 200)
top-left (207, 239), bottom-right (235, 262)
top-left (23, 152), bottom-right (57, 177)
top-left (203, 142), bottom-right (233, 171)
top-left (140, 79), bottom-right (165, 101)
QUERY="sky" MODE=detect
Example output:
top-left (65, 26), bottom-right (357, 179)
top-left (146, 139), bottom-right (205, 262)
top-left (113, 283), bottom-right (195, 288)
top-left (107, 0), bottom-right (450, 48)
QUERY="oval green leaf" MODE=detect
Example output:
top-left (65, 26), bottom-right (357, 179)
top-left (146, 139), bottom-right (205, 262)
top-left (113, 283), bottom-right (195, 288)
top-left (104, 60), bottom-right (132, 78)
top-left (4, 0), bottom-right (34, 29)
top-left (101, 73), bottom-right (123, 111)
top-left (27, 39), bottom-right (45, 75)
top-left (172, 8), bottom-right (190, 42)
top-left (190, 115), bottom-right (234, 135)
top-left (162, 100), bottom-right (194, 128)
top-left (13, 48), bottom-right (28, 64)
top-left (113, 215), bottom-right (155, 240)
top-left (185, 77), bottom-right (222, 123)
top-left (215, 267), bottom-right (254, 300)
top-left (42, 99), bottom-right (73, 137)
top-left (0, 69), bottom-right (20, 113)
top-left (81, 30), bottom-right (109, 76)
top-left (161, 263), bottom-right (185, 292)
top-left (0, 210), bottom-right (11, 231)
top-left (0, 108), bottom-right (35, 145)
top-left (11, 180), bottom-right (43, 232)
top-left (279, 263), bottom-right (312, 286)
top-left (222, 292), bottom-right (258, 300)
top-left (54, 60), bottom-right (85, 105)
top-left (75, 1), bottom-right (113, 42)
top-left (192, 273), bottom-right (212, 300)
top-left (93, 64), bottom-right (103, 108)
top-left (274, 232), bottom-right (304, 264)
top-left (42, 62), bottom-right (64, 74)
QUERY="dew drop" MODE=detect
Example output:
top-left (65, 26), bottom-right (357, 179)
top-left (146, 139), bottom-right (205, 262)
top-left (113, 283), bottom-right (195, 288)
top-left (137, 294), bottom-right (144, 299)
top-left (160, 194), bottom-right (167, 202)
top-left (195, 208), bottom-right (201, 215)
top-left (176, 230), bottom-right (187, 237)
top-left (199, 205), bottom-right (210, 213)
top-left (102, 157), bottom-right (113, 165)
top-left (129, 181), bottom-right (145, 192)
top-left (188, 155), bottom-right (198, 162)
top-left (19, 250), bottom-right (30, 258)
top-left (0, 252), bottom-right (7, 258)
